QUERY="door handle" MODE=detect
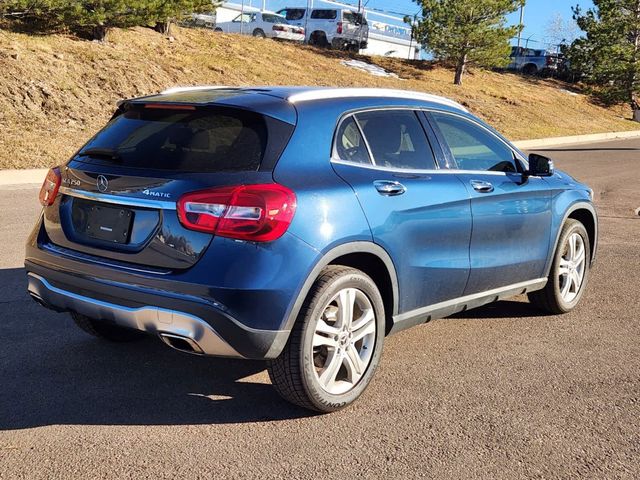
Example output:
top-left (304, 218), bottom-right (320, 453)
top-left (470, 180), bottom-right (494, 193)
top-left (374, 180), bottom-right (406, 196)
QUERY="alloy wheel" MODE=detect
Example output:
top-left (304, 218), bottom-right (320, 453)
top-left (558, 232), bottom-right (586, 303)
top-left (312, 288), bottom-right (377, 395)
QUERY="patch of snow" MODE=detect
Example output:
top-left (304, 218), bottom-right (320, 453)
top-left (341, 60), bottom-right (399, 78)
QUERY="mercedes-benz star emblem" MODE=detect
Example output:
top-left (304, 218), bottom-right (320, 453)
top-left (97, 175), bottom-right (109, 193)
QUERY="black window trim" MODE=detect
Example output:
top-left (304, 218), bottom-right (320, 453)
top-left (423, 109), bottom-right (528, 174)
top-left (330, 107), bottom-right (444, 173)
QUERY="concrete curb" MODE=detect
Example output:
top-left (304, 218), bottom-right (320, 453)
top-left (0, 169), bottom-right (48, 187)
top-left (513, 130), bottom-right (640, 149)
top-left (1, 130), bottom-right (639, 187)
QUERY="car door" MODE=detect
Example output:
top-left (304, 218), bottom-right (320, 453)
top-left (427, 111), bottom-right (552, 295)
top-left (330, 109), bottom-right (472, 314)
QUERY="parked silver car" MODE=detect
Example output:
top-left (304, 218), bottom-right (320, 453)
top-left (215, 11), bottom-right (305, 42)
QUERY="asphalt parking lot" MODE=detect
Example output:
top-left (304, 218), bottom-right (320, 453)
top-left (1, 138), bottom-right (638, 479)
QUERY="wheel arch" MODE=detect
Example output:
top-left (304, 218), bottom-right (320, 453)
top-left (544, 202), bottom-right (598, 276)
top-left (282, 242), bottom-right (399, 336)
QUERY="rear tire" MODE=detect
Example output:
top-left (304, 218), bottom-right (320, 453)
top-left (309, 31), bottom-right (329, 47)
top-left (522, 63), bottom-right (538, 75)
top-left (252, 29), bottom-right (266, 38)
top-left (528, 219), bottom-right (591, 314)
top-left (71, 312), bottom-right (146, 342)
top-left (267, 266), bottom-right (385, 413)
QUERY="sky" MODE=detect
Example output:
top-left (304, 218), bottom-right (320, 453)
top-left (244, 0), bottom-right (594, 48)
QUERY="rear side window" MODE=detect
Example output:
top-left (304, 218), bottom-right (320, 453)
top-left (311, 9), bottom-right (337, 19)
top-left (333, 117), bottom-right (371, 165)
top-left (430, 112), bottom-right (517, 172)
top-left (355, 110), bottom-right (437, 170)
top-left (76, 106), bottom-right (289, 173)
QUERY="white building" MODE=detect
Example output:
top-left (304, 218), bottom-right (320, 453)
top-left (215, 2), bottom-right (421, 60)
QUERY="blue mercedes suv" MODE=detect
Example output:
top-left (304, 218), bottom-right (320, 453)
top-left (26, 87), bottom-right (597, 412)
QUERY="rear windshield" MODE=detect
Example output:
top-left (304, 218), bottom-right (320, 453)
top-left (262, 13), bottom-right (288, 24)
top-left (76, 106), bottom-right (281, 172)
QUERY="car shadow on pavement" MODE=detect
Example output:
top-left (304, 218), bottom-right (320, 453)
top-left (450, 299), bottom-right (547, 319)
top-left (0, 268), bottom-right (314, 430)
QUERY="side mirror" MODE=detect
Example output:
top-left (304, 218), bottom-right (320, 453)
top-left (526, 153), bottom-right (554, 177)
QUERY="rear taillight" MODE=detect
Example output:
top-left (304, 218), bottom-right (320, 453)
top-left (177, 184), bottom-right (296, 242)
top-left (273, 25), bottom-right (287, 32)
top-left (39, 167), bottom-right (61, 207)
top-left (337, 21), bottom-right (343, 34)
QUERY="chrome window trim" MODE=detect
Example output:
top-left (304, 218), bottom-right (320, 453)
top-left (330, 158), bottom-right (518, 177)
top-left (59, 187), bottom-right (176, 210)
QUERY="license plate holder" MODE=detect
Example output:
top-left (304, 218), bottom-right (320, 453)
top-left (84, 204), bottom-right (134, 244)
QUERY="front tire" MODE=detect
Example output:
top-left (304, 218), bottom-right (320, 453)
top-left (529, 219), bottom-right (591, 313)
top-left (71, 312), bottom-right (146, 342)
top-left (267, 266), bottom-right (385, 412)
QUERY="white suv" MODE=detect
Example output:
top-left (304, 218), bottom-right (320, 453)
top-left (276, 7), bottom-right (368, 50)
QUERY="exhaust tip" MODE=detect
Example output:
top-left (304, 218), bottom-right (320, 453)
top-left (159, 333), bottom-right (203, 355)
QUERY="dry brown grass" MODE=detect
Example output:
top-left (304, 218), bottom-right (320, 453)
top-left (0, 25), bottom-right (636, 169)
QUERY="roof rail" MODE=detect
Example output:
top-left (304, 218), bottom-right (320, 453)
top-left (160, 85), bottom-right (234, 95)
top-left (287, 88), bottom-right (467, 112)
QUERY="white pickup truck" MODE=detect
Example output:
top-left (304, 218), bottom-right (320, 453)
top-left (276, 7), bottom-right (368, 51)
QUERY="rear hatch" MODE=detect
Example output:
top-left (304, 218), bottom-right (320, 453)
top-left (43, 99), bottom-right (295, 271)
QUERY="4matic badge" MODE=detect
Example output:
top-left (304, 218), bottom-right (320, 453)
top-left (142, 189), bottom-right (171, 198)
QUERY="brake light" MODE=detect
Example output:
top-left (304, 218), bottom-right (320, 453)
top-left (177, 184), bottom-right (296, 242)
top-left (273, 25), bottom-right (287, 32)
top-left (144, 103), bottom-right (196, 111)
top-left (337, 21), bottom-right (343, 34)
top-left (39, 167), bottom-right (61, 207)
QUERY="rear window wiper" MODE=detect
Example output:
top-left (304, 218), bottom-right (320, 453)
top-left (77, 147), bottom-right (121, 161)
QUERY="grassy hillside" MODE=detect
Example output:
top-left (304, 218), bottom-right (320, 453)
top-left (0, 26), bottom-right (637, 169)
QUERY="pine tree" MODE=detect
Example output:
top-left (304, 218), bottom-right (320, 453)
top-left (412, 0), bottom-right (523, 85)
top-left (1, 0), bottom-right (218, 41)
top-left (568, 0), bottom-right (640, 121)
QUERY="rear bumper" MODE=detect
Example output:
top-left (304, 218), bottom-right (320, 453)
top-left (24, 259), bottom-right (291, 359)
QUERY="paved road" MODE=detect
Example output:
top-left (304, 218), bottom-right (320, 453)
top-left (1, 139), bottom-right (639, 479)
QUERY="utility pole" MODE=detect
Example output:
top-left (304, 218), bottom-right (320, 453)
top-left (262, 0), bottom-right (266, 12)
top-left (516, 3), bottom-right (525, 51)
top-left (240, 0), bottom-right (245, 35)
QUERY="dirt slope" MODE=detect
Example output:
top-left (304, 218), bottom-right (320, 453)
top-left (0, 26), bottom-right (636, 169)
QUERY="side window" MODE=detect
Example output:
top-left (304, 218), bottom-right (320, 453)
top-left (355, 110), bottom-right (437, 170)
top-left (333, 117), bottom-right (371, 165)
top-left (311, 9), bottom-right (337, 20)
top-left (430, 112), bottom-right (517, 173)
top-left (233, 13), bottom-right (252, 23)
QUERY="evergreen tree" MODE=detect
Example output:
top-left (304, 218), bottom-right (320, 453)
top-left (568, 0), bottom-right (640, 120)
top-left (412, 0), bottom-right (523, 85)
top-left (1, 0), bottom-right (217, 41)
